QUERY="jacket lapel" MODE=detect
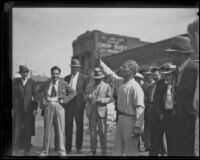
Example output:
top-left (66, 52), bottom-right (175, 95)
top-left (76, 73), bottom-right (81, 91)
top-left (18, 79), bottom-right (24, 96)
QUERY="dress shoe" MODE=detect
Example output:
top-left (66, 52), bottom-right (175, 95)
top-left (58, 152), bottom-right (66, 156)
top-left (87, 151), bottom-right (96, 156)
top-left (39, 151), bottom-right (48, 156)
top-left (76, 149), bottom-right (82, 154)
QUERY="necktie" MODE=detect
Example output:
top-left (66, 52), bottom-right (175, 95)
top-left (51, 84), bottom-right (56, 97)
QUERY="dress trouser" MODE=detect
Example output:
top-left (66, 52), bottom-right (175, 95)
top-left (13, 112), bottom-right (32, 152)
top-left (43, 102), bottom-right (66, 154)
top-left (65, 102), bottom-right (84, 152)
top-left (112, 114), bottom-right (139, 156)
top-left (89, 107), bottom-right (107, 153)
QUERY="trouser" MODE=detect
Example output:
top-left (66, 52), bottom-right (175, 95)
top-left (149, 114), bottom-right (166, 156)
top-left (195, 116), bottom-right (199, 156)
top-left (13, 113), bottom-right (33, 152)
top-left (89, 107), bottom-right (107, 154)
top-left (171, 110), bottom-right (196, 156)
top-left (112, 115), bottom-right (139, 156)
top-left (65, 103), bottom-right (84, 152)
top-left (143, 116), bottom-right (151, 149)
top-left (42, 102), bottom-right (66, 154)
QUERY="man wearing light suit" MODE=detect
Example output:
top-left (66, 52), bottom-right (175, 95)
top-left (85, 67), bottom-right (112, 156)
top-left (39, 66), bottom-right (76, 156)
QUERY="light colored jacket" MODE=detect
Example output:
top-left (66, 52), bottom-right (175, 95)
top-left (85, 81), bottom-right (112, 118)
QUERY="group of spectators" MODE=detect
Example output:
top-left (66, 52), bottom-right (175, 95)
top-left (12, 18), bottom-right (199, 157)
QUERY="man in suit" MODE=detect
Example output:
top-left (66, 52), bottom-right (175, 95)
top-left (150, 63), bottom-right (176, 156)
top-left (12, 65), bottom-right (39, 156)
top-left (64, 59), bottom-right (88, 154)
top-left (165, 36), bottom-right (199, 156)
top-left (188, 18), bottom-right (199, 157)
top-left (85, 67), bottom-right (112, 156)
top-left (142, 68), bottom-right (155, 151)
top-left (149, 67), bottom-right (166, 156)
top-left (39, 66), bottom-right (76, 156)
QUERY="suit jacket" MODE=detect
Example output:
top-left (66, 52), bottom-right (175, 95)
top-left (13, 78), bottom-right (38, 115)
top-left (13, 78), bottom-right (39, 135)
top-left (145, 82), bottom-right (156, 118)
top-left (175, 60), bottom-right (199, 116)
top-left (38, 79), bottom-right (76, 109)
top-left (64, 72), bottom-right (88, 109)
top-left (85, 81), bottom-right (112, 118)
top-left (152, 79), bottom-right (170, 119)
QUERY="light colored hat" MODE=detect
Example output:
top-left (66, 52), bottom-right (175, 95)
top-left (91, 67), bottom-right (105, 79)
top-left (135, 73), bottom-right (144, 79)
top-left (18, 65), bottom-right (30, 73)
top-left (70, 59), bottom-right (82, 67)
top-left (165, 36), bottom-right (194, 53)
top-left (160, 63), bottom-right (176, 74)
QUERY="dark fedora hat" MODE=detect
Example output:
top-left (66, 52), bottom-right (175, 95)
top-left (160, 63), bottom-right (176, 74)
top-left (91, 67), bottom-right (105, 79)
top-left (18, 65), bottom-right (30, 73)
top-left (165, 36), bottom-right (194, 53)
top-left (70, 59), bottom-right (82, 67)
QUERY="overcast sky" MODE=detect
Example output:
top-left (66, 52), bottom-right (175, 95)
top-left (13, 8), bottom-right (198, 77)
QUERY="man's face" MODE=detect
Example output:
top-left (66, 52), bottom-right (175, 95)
top-left (170, 52), bottom-right (183, 66)
top-left (51, 69), bottom-right (60, 82)
top-left (147, 74), bottom-right (153, 82)
top-left (163, 73), bottom-right (173, 85)
top-left (152, 71), bottom-right (161, 82)
top-left (20, 71), bottom-right (29, 80)
top-left (119, 63), bottom-right (132, 78)
top-left (71, 67), bottom-right (80, 75)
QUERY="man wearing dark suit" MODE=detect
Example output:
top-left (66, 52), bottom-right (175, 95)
top-left (64, 59), bottom-right (88, 154)
top-left (39, 66), bottom-right (76, 156)
top-left (149, 68), bottom-right (166, 156)
top-left (165, 36), bottom-right (199, 156)
top-left (150, 63), bottom-right (176, 156)
top-left (12, 65), bottom-right (39, 156)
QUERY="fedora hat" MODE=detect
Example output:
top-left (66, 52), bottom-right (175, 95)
top-left (165, 36), bottom-right (194, 53)
top-left (18, 65), bottom-right (30, 73)
top-left (70, 59), bottom-right (82, 67)
top-left (135, 73), bottom-right (144, 79)
top-left (91, 67), bottom-right (105, 79)
top-left (160, 63), bottom-right (176, 74)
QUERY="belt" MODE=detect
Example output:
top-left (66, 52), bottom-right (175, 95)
top-left (118, 111), bottom-right (135, 117)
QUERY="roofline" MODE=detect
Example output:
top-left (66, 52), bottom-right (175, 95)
top-left (102, 33), bottom-right (188, 60)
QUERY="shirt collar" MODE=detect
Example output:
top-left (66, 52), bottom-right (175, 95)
top-left (72, 72), bottom-right (79, 77)
top-left (51, 79), bottom-right (59, 85)
top-left (178, 58), bottom-right (191, 73)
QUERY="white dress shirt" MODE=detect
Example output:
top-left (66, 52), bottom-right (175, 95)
top-left (69, 72), bottom-right (79, 91)
top-left (164, 84), bottom-right (174, 110)
top-left (21, 78), bottom-right (29, 86)
top-left (47, 80), bottom-right (59, 102)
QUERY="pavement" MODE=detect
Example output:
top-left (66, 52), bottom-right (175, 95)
top-left (18, 107), bottom-right (149, 157)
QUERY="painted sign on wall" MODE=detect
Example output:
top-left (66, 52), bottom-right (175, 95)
top-left (96, 33), bottom-right (128, 55)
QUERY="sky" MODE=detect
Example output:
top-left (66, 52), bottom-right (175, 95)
top-left (13, 8), bottom-right (199, 77)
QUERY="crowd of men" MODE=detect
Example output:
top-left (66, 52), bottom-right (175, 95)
top-left (12, 18), bottom-right (199, 156)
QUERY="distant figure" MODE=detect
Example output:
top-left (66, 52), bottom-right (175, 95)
top-left (135, 72), bottom-right (145, 87)
top-left (12, 65), bottom-right (39, 156)
top-left (39, 66), bottom-right (76, 156)
top-left (85, 67), bottom-right (112, 156)
top-left (64, 59), bottom-right (88, 154)
top-left (165, 36), bottom-right (199, 156)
